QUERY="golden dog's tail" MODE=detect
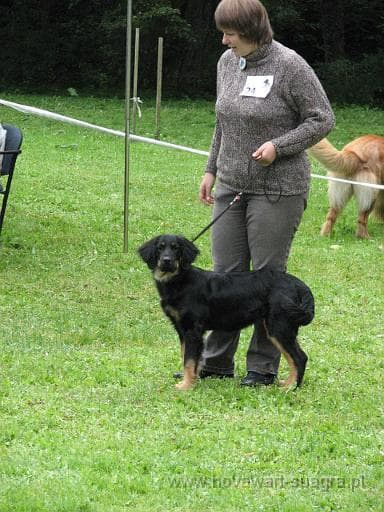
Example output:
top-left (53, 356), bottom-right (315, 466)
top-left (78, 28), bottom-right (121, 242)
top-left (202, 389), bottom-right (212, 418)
top-left (308, 138), bottom-right (362, 177)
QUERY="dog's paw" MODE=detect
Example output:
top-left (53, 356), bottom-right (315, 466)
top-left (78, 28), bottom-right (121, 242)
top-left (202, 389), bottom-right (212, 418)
top-left (175, 380), bottom-right (191, 390)
top-left (356, 227), bottom-right (370, 239)
top-left (320, 222), bottom-right (332, 236)
top-left (175, 380), bottom-right (195, 391)
top-left (278, 378), bottom-right (298, 392)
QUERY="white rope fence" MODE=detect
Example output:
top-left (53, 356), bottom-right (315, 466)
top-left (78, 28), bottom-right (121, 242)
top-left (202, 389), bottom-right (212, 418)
top-left (1, 98), bottom-right (383, 190)
top-left (0, 98), bottom-right (209, 157)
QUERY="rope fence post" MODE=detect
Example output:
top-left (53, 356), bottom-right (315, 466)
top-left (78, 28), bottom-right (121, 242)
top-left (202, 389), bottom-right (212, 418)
top-left (132, 27), bottom-right (140, 134)
top-left (124, 0), bottom-right (133, 253)
top-left (155, 37), bottom-right (163, 140)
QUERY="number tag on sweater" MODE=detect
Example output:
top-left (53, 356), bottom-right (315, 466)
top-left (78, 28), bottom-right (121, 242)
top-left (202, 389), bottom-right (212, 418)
top-left (240, 76), bottom-right (274, 98)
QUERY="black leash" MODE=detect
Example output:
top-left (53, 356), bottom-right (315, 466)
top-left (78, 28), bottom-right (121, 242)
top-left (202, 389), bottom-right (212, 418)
top-left (191, 191), bottom-right (243, 243)
top-left (191, 157), bottom-right (282, 244)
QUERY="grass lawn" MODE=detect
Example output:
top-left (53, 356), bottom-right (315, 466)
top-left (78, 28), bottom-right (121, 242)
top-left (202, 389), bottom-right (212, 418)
top-left (0, 93), bottom-right (383, 511)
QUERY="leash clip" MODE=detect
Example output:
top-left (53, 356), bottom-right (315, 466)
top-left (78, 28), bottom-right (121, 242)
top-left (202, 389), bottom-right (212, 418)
top-left (232, 192), bottom-right (243, 204)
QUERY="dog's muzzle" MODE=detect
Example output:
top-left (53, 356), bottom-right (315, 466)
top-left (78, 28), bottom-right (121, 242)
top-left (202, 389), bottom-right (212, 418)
top-left (158, 255), bottom-right (178, 273)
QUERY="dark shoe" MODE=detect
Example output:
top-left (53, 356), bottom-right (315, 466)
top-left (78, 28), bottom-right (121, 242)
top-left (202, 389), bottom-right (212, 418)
top-left (173, 370), bottom-right (234, 380)
top-left (240, 371), bottom-right (275, 387)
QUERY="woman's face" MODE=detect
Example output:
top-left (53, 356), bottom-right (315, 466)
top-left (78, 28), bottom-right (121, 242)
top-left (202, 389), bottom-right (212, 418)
top-left (221, 30), bottom-right (257, 57)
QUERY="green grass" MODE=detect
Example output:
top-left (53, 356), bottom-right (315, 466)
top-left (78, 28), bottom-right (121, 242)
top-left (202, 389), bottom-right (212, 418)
top-left (0, 93), bottom-right (383, 511)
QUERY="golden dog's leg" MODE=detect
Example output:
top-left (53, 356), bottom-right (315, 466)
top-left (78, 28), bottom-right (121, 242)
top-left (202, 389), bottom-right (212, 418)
top-left (322, 181), bottom-right (353, 236)
top-left (321, 207), bottom-right (340, 236)
top-left (356, 210), bottom-right (371, 239)
top-left (356, 214), bottom-right (369, 238)
top-left (354, 168), bottom-right (377, 239)
top-left (175, 359), bottom-right (197, 390)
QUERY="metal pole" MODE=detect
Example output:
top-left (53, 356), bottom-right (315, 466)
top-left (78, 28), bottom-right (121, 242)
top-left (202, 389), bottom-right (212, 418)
top-left (132, 27), bottom-right (140, 133)
top-left (155, 37), bottom-right (163, 139)
top-left (124, 0), bottom-right (133, 253)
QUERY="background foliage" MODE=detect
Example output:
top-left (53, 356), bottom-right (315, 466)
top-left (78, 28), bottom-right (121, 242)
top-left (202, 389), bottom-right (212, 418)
top-left (1, 0), bottom-right (384, 104)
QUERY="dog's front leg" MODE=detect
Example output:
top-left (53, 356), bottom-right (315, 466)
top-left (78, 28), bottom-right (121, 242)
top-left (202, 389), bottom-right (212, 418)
top-left (175, 330), bottom-right (204, 391)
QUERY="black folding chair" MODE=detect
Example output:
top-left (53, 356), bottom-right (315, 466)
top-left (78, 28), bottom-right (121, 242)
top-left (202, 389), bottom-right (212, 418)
top-left (0, 124), bottom-right (23, 235)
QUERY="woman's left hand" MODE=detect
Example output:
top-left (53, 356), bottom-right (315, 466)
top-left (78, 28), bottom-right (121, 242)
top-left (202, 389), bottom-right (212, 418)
top-left (252, 141), bottom-right (276, 166)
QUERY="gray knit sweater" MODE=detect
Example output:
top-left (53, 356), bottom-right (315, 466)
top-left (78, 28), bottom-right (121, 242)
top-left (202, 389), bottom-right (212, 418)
top-left (206, 40), bottom-right (335, 195)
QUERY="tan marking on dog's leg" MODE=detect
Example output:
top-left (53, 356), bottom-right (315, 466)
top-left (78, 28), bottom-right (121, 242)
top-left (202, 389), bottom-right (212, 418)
top-left (175, 359), bottom-right (197, 390)
top-left (268, 335), bottom-right (298, 391)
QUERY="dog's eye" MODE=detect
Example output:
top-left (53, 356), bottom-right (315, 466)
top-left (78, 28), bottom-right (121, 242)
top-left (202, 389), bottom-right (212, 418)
top-left (158, 242), bottom-right (166, 250)
top-left (170, 243), bottom-right (178, 250)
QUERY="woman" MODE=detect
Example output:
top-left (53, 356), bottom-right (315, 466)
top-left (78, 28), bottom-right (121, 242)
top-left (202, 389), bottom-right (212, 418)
top-left (198, 0), bottom-right (335, 386)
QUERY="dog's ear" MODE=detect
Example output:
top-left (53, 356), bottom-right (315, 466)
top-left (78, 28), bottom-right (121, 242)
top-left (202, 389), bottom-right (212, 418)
top-left (179, 236), bottom-right (199, 267)
top-left (137, 237), bottom-right (159, 270)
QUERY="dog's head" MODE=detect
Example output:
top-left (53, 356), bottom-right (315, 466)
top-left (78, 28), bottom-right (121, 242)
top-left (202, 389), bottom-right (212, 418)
top-left (138, 234), bottom-right (199, 282)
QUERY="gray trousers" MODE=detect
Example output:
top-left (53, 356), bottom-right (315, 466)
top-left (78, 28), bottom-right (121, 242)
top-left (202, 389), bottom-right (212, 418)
top-left (202, 181), bottom-right (307, 376)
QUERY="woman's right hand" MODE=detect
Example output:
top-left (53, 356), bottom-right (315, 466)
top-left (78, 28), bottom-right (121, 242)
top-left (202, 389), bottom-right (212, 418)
top-left (199, 173), bottom-right (216, 205)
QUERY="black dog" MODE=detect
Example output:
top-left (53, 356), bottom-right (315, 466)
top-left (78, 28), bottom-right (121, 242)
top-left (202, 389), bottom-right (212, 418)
top-left (138, 234), bottom-right (314, 391)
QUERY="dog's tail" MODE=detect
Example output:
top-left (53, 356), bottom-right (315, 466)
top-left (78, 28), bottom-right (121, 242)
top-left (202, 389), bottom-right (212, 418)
top-left (308, 138), bottom-right (362, 178)
top-left (283, 281), bottom-right (315, 327)
top-left (297, 284), bottom-right (315, 325)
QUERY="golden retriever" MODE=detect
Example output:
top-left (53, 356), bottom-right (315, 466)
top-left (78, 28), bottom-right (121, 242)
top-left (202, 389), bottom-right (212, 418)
top-left (309, 135), bottom-right (384, 238)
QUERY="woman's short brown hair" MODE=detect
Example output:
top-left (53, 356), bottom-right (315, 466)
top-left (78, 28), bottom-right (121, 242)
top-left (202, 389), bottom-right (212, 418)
top-left (215, 0), bottom-right (273, 46)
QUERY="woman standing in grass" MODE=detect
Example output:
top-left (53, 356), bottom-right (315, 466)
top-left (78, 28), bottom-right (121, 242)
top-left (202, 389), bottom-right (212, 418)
top-left (198, 0), bottom-right (335, 386)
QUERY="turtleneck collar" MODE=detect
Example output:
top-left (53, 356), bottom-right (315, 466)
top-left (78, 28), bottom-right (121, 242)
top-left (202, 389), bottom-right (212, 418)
top-left (241, 41), bottom-right (273, 68)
